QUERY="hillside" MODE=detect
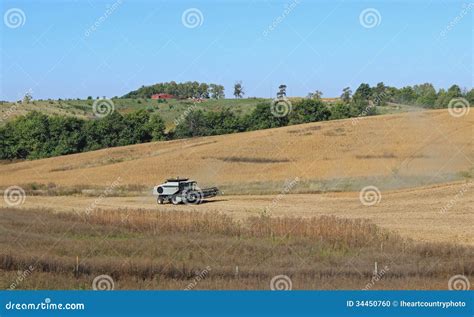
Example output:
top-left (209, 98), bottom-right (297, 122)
top-left (0, 108), bottom-right (472, 193)
top-left (0, 98), bottom-right (268, 129)
top-left (0, 98), bottom-right (422, 130)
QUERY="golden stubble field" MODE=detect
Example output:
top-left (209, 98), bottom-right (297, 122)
top-left (0, 109), bottom-right (473, 245)
top-left (0, 109), bottom-right (472, 190)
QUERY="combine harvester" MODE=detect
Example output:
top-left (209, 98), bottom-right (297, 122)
top-left (153, 178), bottom-right (219, 205)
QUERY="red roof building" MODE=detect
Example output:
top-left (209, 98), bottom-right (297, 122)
top-left (151, 93), bottom-right (174, 100)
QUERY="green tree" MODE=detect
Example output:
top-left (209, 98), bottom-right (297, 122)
top-left (446, 84), bottom-right (462, 100)
top-left (205, 109), bottom-right (243, 135)
top-left (435, 89), bottom-right (449, 108)
top-left (11, 112), bottom-right (51, 159)
top-left (340, 87), bottom-right (352, 103)
top-left (48, 116), bottom-right (85, 156)
top-left (244, 102), bottom-right (288, 130)
top-left (353, 83), bottom-right (372, 102)
top-left (465, 88), bottom-right (474, 104)
top-left (121, 110), bottom-right (152, 144)
top-left (289, 98), bottom-right (331, 124)
top-left (330, 102), bottom-right (352, 120)
top-left (396, 86), bottom-right (416, 104)
top-left (174, 110), bottom-right (209, 138)
top-left (233, 81), bottom-right (244, 98)
top-left (372, 82), bottom-right (388, 106)
top-left (413, 83), bottom-right (437, 107)
top-left (147, 114), bottom-right (166, 141)
top-left (209, 84), bottom-right (225, 99)
top-left (307, 90), bottom-right (323, 100)
top-left (22, 92), bottom-right (33, 104)
top-left (277, 84), bottom-right (287, 99)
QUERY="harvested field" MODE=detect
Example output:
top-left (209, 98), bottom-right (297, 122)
top-left (2, 181), bottom-right (472, 246)
top-left (1, 208), bottom-right (472, 290)
top-left (0, 109), bottom-right (472, 193)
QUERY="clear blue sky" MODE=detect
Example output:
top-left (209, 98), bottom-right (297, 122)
top-left (1, 0), bottom-right (472, 101)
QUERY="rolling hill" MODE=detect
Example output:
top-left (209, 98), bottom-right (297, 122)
top-left (0, 108), bottom-right (472, 193)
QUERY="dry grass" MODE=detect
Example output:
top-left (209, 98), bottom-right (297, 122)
top-left (1, 207), bottom-right (472, 290)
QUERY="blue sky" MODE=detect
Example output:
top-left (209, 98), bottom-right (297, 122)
top-left (1, 0), bottom-right (472, 101)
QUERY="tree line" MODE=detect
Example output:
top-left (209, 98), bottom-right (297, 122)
top-left (0, 110), bottom-right (165, 160)
top-left (338, 82), bottom-right (473, 109)
top-left (123, 81), bottom-right (225, 99)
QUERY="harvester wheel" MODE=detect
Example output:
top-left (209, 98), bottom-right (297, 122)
top-left (157, 197), bottom-right (164, 204)
top-left (184, 190), bottom-right (203, 205)
top-left (171, 195), bottom-right (180, 205)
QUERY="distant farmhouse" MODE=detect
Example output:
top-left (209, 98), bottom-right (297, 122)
top-left (151, 93), bottom-right (174, 100)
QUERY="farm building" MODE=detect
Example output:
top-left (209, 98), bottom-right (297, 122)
top-left (151, 93), bottom-right (174, 100)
